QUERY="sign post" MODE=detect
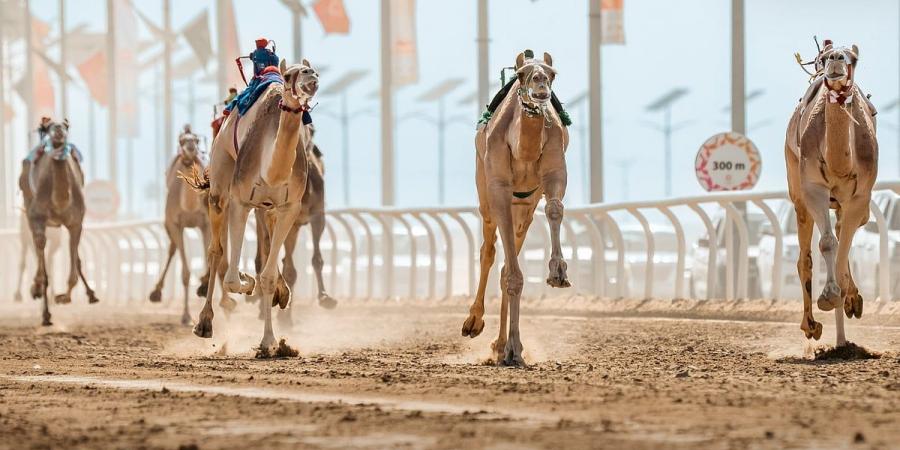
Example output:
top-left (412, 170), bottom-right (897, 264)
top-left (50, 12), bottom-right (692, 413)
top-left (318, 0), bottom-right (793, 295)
top-left (85, 180), bottom-right (120, 221)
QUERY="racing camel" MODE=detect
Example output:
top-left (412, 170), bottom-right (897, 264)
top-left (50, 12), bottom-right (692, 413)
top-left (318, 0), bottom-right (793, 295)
top-left (461, 51), bottom-right (570, 366)
top-left (253, 130), bottom-right (337, 329)
top-left (148, 127), bottom-right (235, 325)
top-left (19, 119), bottom-right (98, 325)
top-left (786, 42), bottom-right (877, 347)
top-left (191, 59), bottom-right (319, 356)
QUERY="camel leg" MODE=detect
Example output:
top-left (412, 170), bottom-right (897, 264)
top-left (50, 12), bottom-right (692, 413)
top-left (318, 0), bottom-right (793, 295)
top-left (196, 222), bottom-right (211, 298)
top-left (29, 219), bottom-right (51, 326)
top-left (223, 202), bottom-right (256, 295)
top-left (836, 199), bottom-right (868, 325)
top-left (174, 227), bottom-right (193, 326)
top-left (488, 184), bottom-right (525, 366)
top-left (149, 236), bottom-right (176, 303)
top-left (249, 208), bottom-right (267, 305)
top-left (76, 256), bottom-right (99, 304)
top-left (310, 213), bottom-right (336, 309)
top-left (54, 225), bottom-right (82, 305)
top-left (194, 197), bottom-right (227, 338)
top-left (802, 182), bottom-right (842, 313)
top-left (257, 207), bottom-right (299, 355)
top-left (15, 237), bottom-right (27, 302)
top-left (794, 203), bottom-right (822, 340)
top-left (543, 169), bottom-right (569, 288)
top-left (277, 222), bottom-right (301, 329)
top-left (268, 212), bottom-right (292, 310)
top-left (461, 216), bottom-right (496, 339)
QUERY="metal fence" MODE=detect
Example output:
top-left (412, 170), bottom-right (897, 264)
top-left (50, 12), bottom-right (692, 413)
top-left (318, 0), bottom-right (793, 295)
top-left (2, 181), bottom-right (899, 305)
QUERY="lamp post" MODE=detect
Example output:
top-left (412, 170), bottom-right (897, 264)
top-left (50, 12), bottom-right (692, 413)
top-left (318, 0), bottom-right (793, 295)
top-left (643, 88), bottom-right (690, 197)
top-left (319, 69), bottom-right (370, 206)
top-left (278, 0), bottom-right (307, 62)
top-left (412, 78), bottom-right (466, 204)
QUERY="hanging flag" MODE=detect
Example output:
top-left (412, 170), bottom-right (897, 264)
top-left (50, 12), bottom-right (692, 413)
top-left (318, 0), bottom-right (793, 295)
top-left (27, 16), bottom-right (55, 124)
top-left (600, 0), bottom-right (625, 45)
top-left (2, 102), bottom-right (13, 123)
top-left (390, 0), bottom-right (418, 86)
top-left (313, 0), bottom-right (350, 34)
top-left (114, 0), bottom-right (139, 138)
top-left (76, 50), bottom-right (109, 106)
top-left (182, 9), bottom-right (213, 68)
top-left (217, 0), bottom-right (243, 91)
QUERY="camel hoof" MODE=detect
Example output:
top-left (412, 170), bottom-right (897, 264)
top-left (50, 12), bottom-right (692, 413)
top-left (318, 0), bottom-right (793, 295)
top-left (816, 282), bottom-right (841, 311)
top-left (149, 289), bottom-right (162, 303)
top-left (14, 292), bottom-right (22, 302)
top-left (491, 338), bottom-right (507, 362)
top-left (193, 311), bottom-right (213, 338)
top-left (318, 293), bottom-right (337, 310)
top-left (196, 282), bottom-right (208, 298)
top-left (41, 317), bottom-right (52, 327)
top-left (254, 337), bottom-right (277, 359)
top-left (180, 313), bottom-right (192, 327)
top-left (844, 294), bottom-right (863, 319)
top-left (240, 272), bottom-right (257, 295)
top-left (802, 319), bottom-right (823, 340)
top-left (461, 314), bottom-right (485, 338)
top-left (546, 258), bottom-right (571, 288)
top-left (30, 283), bottom-right (42, 300)
top-left (219, 296), bottom-right (237, 314)
top-left (54, 294), bottom-right (71, 305)
top-left (274, 282), bottom-right (291, 309)
top-left (87, 293), bottom-right (99, 304)
top-left (500, 340), bottom-right (525, 367)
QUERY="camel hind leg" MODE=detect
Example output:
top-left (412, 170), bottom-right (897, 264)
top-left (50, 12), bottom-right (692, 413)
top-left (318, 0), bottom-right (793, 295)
top-left (149, 238), bottom-right (176, 303)
top-left (276, 221), bottom-right (301, 330)
top-left (310, 213), bottom-right (336, 309)
top-left (15, 234), bottom-right (28, 302)
top-left (462, 155), bottom-right (497, 339)
top-left (835, 198), bottom-right (868, 321)
top-left (194, 195), bottom-right (227, 338)
top-left (173, 226), bottom-right (193, 326)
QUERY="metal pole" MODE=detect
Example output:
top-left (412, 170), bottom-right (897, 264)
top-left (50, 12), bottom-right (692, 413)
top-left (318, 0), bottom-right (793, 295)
top-left (341, 92), bottom-right (350, 206)
top-left (292, 10), bottom-right (302, 62)
top-left (163, 0), bottom-right (173, 156)
top-left (107, 0), bottom-right (118, 183)
top-left (438, 98), bottom-right (445, 204)
top-left (59, 0), bottom-right (67, 119)
top-left (0, 22), bottom-right (6, 226)
top-left (664, 107), bottom-right (672, 197)
top-left (476, 0), bottom-right (489, 109)
top-left (215, 0), bottom-right (228, 99)
top-left (380, 0), bottom-right (394, 206)
top-left (731, 0), bottom-right (745, 134)
top-left (24, 0), bottom-right (34, 147)
top-left (588, 0), bottom-right (604, 203)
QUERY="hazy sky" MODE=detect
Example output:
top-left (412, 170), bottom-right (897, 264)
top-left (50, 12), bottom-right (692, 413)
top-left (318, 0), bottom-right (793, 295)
top-left (7, 0), bottom-right (900, 218)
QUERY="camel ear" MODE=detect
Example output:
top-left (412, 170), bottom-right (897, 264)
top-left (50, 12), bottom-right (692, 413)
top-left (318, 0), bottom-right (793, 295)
top-left (62, 119), bottom-right (69, 130)
top-left (850, 44), bottom-right (859, 63)
top-left (279, 58), bottom-right (287, 74)
top-left (515, 52), bottom-right (525, 70)
top-left (302, 58), bottom-right (311, 68)
top-left (543, 52), bottom-right (553, 67)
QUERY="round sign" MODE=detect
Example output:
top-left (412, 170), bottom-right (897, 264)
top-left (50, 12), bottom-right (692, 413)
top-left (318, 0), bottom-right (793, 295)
top-left (695, 132), bottom-right (761, 192)
top-left (85, 180), bottom-right (120, 221)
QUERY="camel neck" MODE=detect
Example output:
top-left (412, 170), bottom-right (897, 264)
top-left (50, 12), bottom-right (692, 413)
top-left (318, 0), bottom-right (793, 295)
top-left (263, 109), bottom-right (304, 186)
top-left (515, 106), bottom-right (545, 162)
top-left (823, 100), bottom-right (853, 178)
top-left (50, 160), bottom-right (72, 210)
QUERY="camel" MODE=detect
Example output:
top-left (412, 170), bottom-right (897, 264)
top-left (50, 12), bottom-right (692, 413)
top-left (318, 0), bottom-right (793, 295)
top-left (148, 127), bottom-right (235, 325)
top-left (19, 119), bottom-right (98, 325)
top-left (254, 132), bottom-right (337, 329)
top-left (461, 50), bottom-right (569, 366)
top-left (191, 59), bottom-right (319, 355)
top-left (785, 42), bottom-right (877, 347)
top-left (15, 211), bottom-right (62, 302)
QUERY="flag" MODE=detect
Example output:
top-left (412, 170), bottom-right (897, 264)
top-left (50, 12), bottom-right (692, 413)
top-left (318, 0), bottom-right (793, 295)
top-left (182, 9), bottom-right (213, 67)
top-left (313, 0), bottom-right (349, 34)
top-left (601, 0), bottom-right (624, 44)
top-left (390, 0), bottom-right (417, 86)
top-left (3, 102), bottom-right (14, 124)
top-left (77, 50), bottom-right (109, 106)
top-left (217, 0), bottom-right (243, 91)
top-left (115, 0), bottom-right (139, 137)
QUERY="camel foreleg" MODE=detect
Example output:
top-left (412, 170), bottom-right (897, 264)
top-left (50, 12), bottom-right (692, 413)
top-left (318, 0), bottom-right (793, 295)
top-left (54, 224), bottom-right (82, 305)
top-left (29, 218), bottom-right (51, 326)
top-left (835, 198), bottom-right (868, 320)
top-left (174, 227), bottom-right (193, 326)
top-left (488, 182), bottom-right (524, 366)
top-left (150, 240), bottom-right (176, 303)
top-left (257, 206), bottom-right (300, 355)
top-left (802, 181), bottom-right (844, 345)
top-left (310, 212), bottom-right (337, 309)
top-left (223, 202), bottom-right (255, 295)
top-left (542, 168), bottom-right (569, 288)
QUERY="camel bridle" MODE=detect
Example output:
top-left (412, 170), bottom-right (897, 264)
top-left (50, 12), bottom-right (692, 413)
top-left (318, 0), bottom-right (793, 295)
top-left (281, 66), bottom-right (316, 114)
top-left (516, 62), bottom-right (555, 128)
top-left (823, 51), bottom-right (856, 107)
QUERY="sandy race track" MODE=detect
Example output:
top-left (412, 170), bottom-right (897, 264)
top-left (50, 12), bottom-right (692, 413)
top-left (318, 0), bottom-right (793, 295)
top-left (2, 297), bottom-right (900, 449)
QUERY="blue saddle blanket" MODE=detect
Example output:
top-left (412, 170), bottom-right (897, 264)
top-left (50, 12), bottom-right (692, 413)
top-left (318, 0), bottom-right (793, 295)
top-left (225, 71), bottom-right (313, 125)
top-left (25, 141), bottom-right (83, 163)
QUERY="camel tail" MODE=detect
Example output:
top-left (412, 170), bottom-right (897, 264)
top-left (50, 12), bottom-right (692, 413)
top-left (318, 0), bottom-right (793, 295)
top-left (178, 166), bottom-right (211, 193)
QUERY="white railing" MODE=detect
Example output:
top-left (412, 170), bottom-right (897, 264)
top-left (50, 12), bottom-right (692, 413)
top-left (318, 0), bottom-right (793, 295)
top-left (2, 181), bottom-right (899, 305)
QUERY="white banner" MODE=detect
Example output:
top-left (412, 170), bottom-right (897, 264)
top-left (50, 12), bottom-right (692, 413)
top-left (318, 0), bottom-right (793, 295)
top-left (601, 0), bottom-right (625, 45)
top-left (390, 0), bottom-right (418, 86)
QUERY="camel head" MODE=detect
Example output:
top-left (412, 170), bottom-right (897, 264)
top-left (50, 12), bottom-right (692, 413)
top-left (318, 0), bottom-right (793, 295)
top-left (820, 42), bottom-right (859, 90)
top-left (47, 119), bottom-right (69, 149)
top-left (178, 128), bottom-right (201, 164)
top-left (515, 50), bottom-right (556, 104)
top-left (278, 58), bottom-right (319, 110)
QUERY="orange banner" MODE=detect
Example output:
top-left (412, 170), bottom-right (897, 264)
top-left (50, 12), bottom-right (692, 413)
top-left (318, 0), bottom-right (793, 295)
top-left (77, 50), bottom-right (109, 106)
top-left (115, 0), bottom-right (139, 137)
top-left (390, 0), bottom-right (418, 86)
top-left (313, 0), bottom-right (350, 34)
top-left (31, 17), bottom-right (55, 124)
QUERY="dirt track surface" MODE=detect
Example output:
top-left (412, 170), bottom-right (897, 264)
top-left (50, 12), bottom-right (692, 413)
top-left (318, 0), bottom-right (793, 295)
top-left (2, 298), bottom-right (900, 449)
